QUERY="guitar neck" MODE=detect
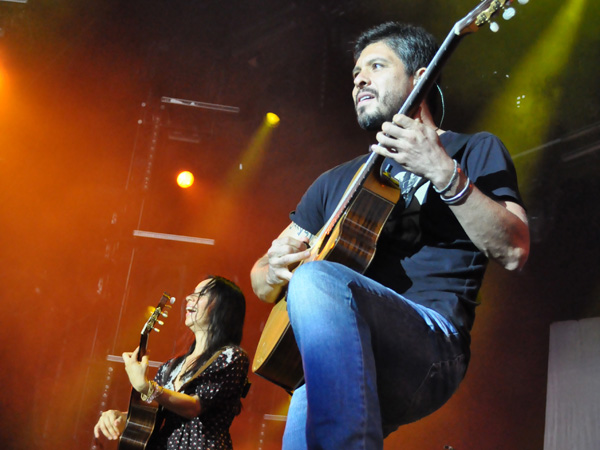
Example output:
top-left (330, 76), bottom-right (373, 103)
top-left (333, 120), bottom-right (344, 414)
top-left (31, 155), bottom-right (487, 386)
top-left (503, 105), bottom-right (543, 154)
top-left (138, 334), bottom-right (149, 360)
top-left (400, 28), bottom-right (465, 118)
top-left (404, 0), bottom-right (515, 115)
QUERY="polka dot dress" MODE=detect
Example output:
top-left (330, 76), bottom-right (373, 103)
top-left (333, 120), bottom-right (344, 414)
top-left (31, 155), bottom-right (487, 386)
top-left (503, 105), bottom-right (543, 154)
top-left (151, 346), bottom-right (249, 450)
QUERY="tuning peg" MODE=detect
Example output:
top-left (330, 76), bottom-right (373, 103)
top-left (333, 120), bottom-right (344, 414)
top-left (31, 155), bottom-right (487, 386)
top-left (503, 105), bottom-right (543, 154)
top-left (153, 327), bottom-right (161, 333)
top-left (157, 319), bottom-right (164, 326)
top-left (518, 0), bottom-right (529, 4)
top-left (502, 7), bottom-right (516, 20)
top-left (490, 21), bottom-right (500, 33)
top-left (161, 310), bottom-right (169, 318)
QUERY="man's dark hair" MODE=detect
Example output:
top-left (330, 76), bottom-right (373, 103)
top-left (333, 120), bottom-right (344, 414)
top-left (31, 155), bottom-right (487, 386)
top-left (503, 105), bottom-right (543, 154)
top-left (354, 22), bottom-right (440, 113)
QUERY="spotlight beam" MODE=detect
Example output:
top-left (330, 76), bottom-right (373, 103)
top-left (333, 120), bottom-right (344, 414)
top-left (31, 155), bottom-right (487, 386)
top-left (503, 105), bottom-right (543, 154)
top-left (473, 0), bottom-right (588, 194)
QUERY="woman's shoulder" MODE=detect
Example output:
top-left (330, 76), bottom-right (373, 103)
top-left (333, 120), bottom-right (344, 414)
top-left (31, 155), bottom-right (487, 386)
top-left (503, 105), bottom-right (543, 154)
top-left (203, 346), bottom-right (249, 370)
top-left (217, 346), bottom-right (249, 365)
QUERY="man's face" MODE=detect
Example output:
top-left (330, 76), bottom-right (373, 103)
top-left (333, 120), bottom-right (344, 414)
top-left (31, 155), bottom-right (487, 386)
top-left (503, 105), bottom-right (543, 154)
top-left (352, 41), bottom-right (414, 131)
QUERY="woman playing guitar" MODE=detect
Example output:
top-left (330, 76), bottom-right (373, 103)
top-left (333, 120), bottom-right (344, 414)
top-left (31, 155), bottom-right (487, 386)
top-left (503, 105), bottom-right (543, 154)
top-left (93, 276), bottom-right (249, 450)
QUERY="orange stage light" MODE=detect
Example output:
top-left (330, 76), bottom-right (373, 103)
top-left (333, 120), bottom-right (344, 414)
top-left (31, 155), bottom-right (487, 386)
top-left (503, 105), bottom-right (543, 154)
top-left (176, 171), bottom-right (194, 188)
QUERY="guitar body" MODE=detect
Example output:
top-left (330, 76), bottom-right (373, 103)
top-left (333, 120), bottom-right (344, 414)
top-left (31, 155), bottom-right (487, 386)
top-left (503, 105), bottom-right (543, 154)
top-left (253, 168), bottom-right (400, 392)
top-left (118, 391), bottom-right (161, 450)
top-left (253, 299), bottom-right (303, 392)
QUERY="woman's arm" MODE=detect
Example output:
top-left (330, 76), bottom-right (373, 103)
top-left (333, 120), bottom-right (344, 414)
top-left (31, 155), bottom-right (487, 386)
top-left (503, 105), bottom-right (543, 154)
top-left (93, 410), bottom-right (126, 441)
top-left (122, 348), bottom-right (202, 420)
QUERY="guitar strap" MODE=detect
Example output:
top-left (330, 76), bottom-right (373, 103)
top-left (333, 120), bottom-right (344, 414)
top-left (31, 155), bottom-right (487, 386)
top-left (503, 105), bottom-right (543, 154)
top-left (179, 349), bottom-right (224, 391)
top-left (180, 347), bottom-right (251, 397)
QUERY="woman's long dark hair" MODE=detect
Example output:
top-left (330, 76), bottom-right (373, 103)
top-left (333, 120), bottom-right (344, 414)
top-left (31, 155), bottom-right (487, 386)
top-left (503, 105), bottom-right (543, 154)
top-left (167, 275), bottom-right (246, 381)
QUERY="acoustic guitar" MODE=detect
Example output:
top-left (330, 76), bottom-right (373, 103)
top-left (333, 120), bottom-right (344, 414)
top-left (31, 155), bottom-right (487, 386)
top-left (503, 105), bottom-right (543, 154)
top-left (252, 0), bottom-right (521, 392)
top-left (118, 292), bottom-right (175, 450)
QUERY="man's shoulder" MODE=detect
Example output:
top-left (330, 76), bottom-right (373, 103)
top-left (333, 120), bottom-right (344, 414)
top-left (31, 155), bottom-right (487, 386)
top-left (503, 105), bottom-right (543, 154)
top-left (323, 153), bottom-right (369, 176)
top-left (311, 153), bottom-right (370, 187)
top-left (441, 130), bottom-right (507, 157)
top-left (441, 130), bottom-right (500, 143)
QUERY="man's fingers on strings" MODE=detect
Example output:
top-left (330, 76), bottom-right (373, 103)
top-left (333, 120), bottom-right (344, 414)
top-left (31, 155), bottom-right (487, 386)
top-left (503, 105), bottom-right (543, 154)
top-left (267, 266), bottom-right (293, 284)
top-left (285, 235), bottom-right (311, 250)
top-left (392, 113), bottom-right (416, 128)
top-left (268, 245), bottom-right (307, 262)
top-left (270, 237), bottom-right (307, 255)
top-left (380, 121), bottom-right (403, 137)
top-left (371, 142), bottom-right (400, 156)
top-left (280, 248), bottom-right (310, 266)
top-left (375, 130), bottom-right (400, 148)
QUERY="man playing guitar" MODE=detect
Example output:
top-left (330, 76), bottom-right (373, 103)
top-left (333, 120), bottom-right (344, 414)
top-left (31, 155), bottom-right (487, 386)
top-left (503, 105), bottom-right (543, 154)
top-left (251, 21), bottom-right (529, 449)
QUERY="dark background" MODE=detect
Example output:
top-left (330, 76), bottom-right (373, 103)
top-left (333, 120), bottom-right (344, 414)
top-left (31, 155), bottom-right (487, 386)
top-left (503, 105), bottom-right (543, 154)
top-left (0, 0), bottom-right (599, 449)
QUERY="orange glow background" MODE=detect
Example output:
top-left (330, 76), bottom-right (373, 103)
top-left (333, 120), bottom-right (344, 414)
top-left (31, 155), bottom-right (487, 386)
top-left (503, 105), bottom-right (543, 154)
top-left (1, 1), bottom-right (599, 449)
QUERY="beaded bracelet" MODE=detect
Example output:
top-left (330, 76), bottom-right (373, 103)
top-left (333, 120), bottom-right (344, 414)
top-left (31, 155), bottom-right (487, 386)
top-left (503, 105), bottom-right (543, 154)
top-left (141, 380), bottom-right (164, 404)
top-left (433, 159), bottom-right (459, 195)
top-left (441, 177), bottom-right (473, 205)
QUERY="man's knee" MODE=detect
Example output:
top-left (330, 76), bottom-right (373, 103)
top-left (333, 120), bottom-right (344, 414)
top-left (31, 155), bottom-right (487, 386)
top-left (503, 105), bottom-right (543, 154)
top-left (287, 261), bottom-right (351, 316)
top-left (291, 260), bottom-right (336, 283)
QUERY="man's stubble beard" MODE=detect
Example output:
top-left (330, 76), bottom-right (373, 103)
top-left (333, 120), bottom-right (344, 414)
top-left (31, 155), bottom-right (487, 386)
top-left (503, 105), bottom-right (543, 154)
top-left (356, 92), bottom-right (406, 132)
top-left (357, 109), bottom-right (387, 131)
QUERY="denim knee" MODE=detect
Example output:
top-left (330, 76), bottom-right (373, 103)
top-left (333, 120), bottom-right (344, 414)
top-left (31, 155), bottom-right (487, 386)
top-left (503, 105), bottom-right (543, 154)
top-left (289, 261), bottom-right (345, 297)
top-left (291, 260), bottom-right (337, 283)
top-left (287, 261), bottom-right (351, 319)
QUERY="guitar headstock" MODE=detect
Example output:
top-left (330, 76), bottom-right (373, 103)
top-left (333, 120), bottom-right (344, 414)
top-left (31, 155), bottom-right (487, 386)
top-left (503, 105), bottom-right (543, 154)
top-left (136, 292), bottom-right (175, 360)
top-left (141, 292), bottom-right (175, 337)
top-left (455, 0), bottom-right (528, 35)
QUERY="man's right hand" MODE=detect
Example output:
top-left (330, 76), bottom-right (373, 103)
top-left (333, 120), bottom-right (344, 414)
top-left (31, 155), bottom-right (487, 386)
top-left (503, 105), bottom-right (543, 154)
top-left (251, 222), bottom-right (313, 303)
top-left (265, 235), bottom-right (311, 286)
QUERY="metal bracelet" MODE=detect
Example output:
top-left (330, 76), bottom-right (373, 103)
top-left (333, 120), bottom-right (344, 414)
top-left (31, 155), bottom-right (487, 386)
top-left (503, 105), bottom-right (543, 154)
top-left (433, 159), bottom-right (459, 195)
top-left (441, 177), bottom-right (473, 205)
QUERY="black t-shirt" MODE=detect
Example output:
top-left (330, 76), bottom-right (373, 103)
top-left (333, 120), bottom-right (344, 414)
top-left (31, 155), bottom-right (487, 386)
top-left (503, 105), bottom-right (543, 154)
top-left (290, 131), bottom-right (523, 339)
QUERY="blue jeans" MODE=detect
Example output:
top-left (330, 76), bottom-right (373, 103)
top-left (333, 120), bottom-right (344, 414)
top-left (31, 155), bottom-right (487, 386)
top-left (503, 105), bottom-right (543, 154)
top-left (282, 261), bottom-right (468, 450)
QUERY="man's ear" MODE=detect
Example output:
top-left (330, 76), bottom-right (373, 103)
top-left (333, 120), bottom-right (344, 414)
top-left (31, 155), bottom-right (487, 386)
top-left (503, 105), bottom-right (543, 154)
top-left (413, 67), bottom-right (428, 85)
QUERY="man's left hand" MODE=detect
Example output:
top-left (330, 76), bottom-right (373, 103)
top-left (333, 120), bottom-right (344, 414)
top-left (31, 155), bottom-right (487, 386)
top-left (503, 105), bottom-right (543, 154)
top-left (371, 113), bottom-right (454, 188)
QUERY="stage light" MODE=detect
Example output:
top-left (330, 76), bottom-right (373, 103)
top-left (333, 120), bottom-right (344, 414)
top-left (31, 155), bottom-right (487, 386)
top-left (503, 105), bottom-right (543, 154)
top-left (265, 112), bottom-right (280, 128)
top-left (176, 171), bottom-right (194, 188)
top-left (217, 108), bottom-right (281, 222)
top-left (474, 0), bottom-right (587, 194)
